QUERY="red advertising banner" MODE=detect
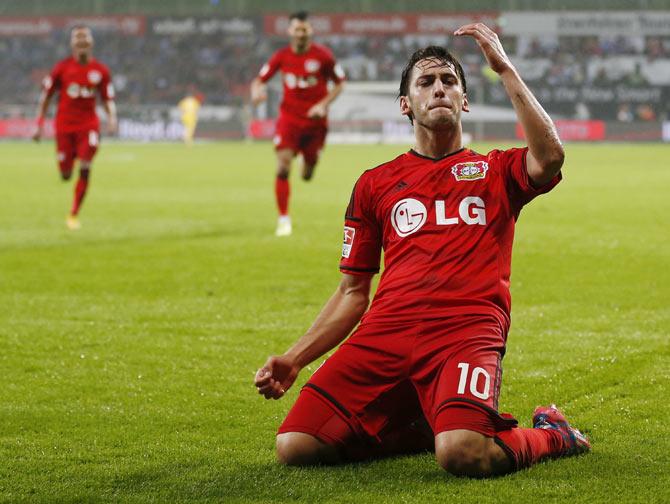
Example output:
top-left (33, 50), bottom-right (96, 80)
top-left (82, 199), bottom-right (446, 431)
top-left (0, 16), bottom-right (146, 36)
top-left (516, 120), bottom-right (606, 141)
top-left (247, 119), bottom-right (276, 140)
top-left (264, 12), bottom-right (499, 36)
top-left (0, 118), bottom-right (54, 139)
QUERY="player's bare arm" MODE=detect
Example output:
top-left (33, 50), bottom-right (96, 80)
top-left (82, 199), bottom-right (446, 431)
top-left (32, 89), bottom-right (52, 142)
top-left (455, 23), bottom-right (564, 186)
top-left (254, 272), bottom-right (372, 399)
top-left (250, 77), bottom-right (268, 106)
top-left (307, 81), bottom-right (345, 119)
top-left (104, 100), bottom-right (117, 135)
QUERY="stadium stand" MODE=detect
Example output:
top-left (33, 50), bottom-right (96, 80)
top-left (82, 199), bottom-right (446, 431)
top-left (1, 7), bottom-right (668, 141)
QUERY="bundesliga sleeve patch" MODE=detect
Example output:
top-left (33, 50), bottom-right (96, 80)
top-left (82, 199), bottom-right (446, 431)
top-left (334, 63), bottom-right (346, 80)
top-left (452, 161), bottom-right (489, 181)
top-left (342, 227), bottom-right (355, 258)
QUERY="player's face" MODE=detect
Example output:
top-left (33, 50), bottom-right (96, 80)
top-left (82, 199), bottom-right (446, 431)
top-left (70, 28), bottom-right (94, 59)
top-left (287, 19), bottom-right (312, 51)
top-left (400, 58), bottom-right (469, 131)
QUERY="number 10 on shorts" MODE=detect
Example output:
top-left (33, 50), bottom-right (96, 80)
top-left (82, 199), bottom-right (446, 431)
top-left (456, 362), bottom-right (491, 400)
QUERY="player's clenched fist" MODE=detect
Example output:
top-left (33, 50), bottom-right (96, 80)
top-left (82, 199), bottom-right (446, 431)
top-left (254, 355), bottom-right (300, 400)
top-left (454, 23), bottom-right (513, 75)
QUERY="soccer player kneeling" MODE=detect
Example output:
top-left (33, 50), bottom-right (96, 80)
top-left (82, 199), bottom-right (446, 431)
top-left (255, 23), bottom-right (590, 477)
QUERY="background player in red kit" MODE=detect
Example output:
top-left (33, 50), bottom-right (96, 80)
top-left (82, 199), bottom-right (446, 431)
top-left (250, 11), bottom-right (345, 237)
top-left (33, 25), bottom-right (117, 230)
top-left (254, 23), bottom-right (591, 477)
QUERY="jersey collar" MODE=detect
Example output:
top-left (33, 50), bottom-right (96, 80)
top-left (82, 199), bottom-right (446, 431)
top-left (408, 147), bottom-right (466, 162)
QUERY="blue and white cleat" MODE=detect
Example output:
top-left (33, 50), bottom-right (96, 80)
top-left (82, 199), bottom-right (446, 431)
top-left (533, 404), bottom-right (591, 456)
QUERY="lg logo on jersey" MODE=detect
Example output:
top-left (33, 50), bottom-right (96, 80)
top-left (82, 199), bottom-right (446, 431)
top-left (284, 73), bottom-right (318, 89)
top-left (66, 83), bottom-right (96, 99)
top-left (390, 197), bottom-right (486, 237)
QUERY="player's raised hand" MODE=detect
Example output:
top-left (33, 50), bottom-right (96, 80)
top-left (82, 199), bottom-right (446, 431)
top-left (254, 355), bottom-right (300, 400)
top-left (454, 23), bottom-right (513, 75)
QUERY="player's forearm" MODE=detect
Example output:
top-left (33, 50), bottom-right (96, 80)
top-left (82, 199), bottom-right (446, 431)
top-left (35, 92), bottom-right (51, 121)
top-left (284, 279), bottom-right (370, 369)
top-left (250, 78), bottom-right (267, 104)
top-left (104, 100), bottom-right (117, 119)
top-left (500, 67), bottom-right (564, 180)
top-left (321, 82), bottom-right (344, 106)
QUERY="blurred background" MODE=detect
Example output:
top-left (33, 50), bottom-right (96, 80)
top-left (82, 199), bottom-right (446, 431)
top-left (1, 0), bottom-right (669, 143)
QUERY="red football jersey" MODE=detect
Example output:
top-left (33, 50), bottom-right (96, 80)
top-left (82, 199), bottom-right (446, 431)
top-left (258, 43), bottom-right (345, 123)
top-left (43, 56), bottom-right (114, 133)
top-left (339, 147), bottom-right (561, 330)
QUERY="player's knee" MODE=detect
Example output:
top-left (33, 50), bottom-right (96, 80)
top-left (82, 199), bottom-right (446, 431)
top-left (79, 167), bottom-right (90, 181)
top-left (276, 154), bottom-right (292, 177)
top-left (435, 431), bottom-right (493, 477)
top-left (275, 432), bottom-right (325, 466)
top-left (436, 444), bottom-right (487, 477)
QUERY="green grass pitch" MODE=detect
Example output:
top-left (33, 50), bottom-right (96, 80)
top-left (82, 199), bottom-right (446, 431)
top-left (1, 140), bottom-right (668, 503)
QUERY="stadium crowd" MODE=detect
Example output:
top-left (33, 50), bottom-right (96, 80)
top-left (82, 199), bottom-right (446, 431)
top-left (2, 26), bottom-right (668, 120)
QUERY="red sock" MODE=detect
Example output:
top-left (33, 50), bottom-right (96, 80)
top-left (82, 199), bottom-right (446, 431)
top-left (71, 168), bottom-right (90, 216)
top-left (496, 427), bottom-right (568, 469)
top-left (275, 176), bottom-right (290, 216)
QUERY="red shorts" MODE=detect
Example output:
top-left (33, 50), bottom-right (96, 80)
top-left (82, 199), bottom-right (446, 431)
top-left (279, 315), bottom-right (518, 451)
top-left (56, 129), bottom-right (99, 173)
top-left (273, 115), bottom-right (327, 166)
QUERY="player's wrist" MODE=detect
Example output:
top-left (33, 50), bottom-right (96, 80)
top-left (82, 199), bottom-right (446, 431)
top-left (497, 64), bottom-right (518, 79)
top-left (283, 349), bottom-right (307, 370)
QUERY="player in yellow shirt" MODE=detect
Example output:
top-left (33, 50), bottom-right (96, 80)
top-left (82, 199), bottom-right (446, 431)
top-left (178, 91), bottom-right (204, 145)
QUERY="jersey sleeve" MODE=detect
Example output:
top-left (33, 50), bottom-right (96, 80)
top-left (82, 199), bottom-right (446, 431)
top-left (99, 66), bottom-right (115, 101)
top-left (322, 50), bottom-right (346, 84)
top-left (491, 147), bottom-right (562, 212)
top-left (258, 50), bottom-right (281, 83)
top-left (43, 62), bottom-right (63, 98)
top-left (339, 174), bottom-right (382, 275)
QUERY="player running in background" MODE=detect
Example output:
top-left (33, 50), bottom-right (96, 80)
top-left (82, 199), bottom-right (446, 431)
top-left (178, 88), bottom-right (204, 145)
top-left (250, 11), bottom-right (345, 237)
top-left (254, 24), bottom-right (590, 476)
top-left (33, 25), bottom-right (117, 230)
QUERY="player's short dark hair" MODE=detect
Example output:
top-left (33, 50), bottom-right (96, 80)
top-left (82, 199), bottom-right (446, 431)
top-left (289, 11), bottom-right (309, 22)
top-left (398, 46), bottom-right (467, 98)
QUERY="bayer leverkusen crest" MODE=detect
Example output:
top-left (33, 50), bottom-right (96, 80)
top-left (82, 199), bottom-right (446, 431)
top-left (305, 59), bottom-right (321, 73)
top-left (451, 161), bottom-right (489, 182)
top-left (87, 70), bottom-right (102, 85)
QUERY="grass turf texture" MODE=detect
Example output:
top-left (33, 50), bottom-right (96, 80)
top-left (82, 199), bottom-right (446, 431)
top-left (0, 141), bottom-right (668, 503)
